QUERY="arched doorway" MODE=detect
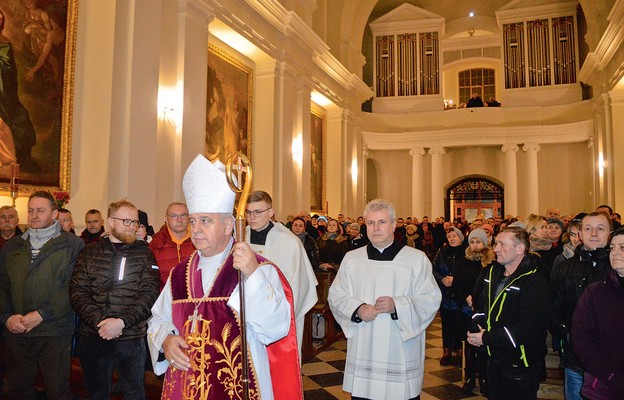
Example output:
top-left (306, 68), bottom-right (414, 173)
top-left (446, 176), bottom-right (504, 222)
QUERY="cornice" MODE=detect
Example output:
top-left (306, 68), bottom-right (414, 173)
top-left (579, 1), bottom-right (624, 88)
top-left (496, 1), bottom-right (578, 27)
top-left (362, 120), bottom-right (593, 150)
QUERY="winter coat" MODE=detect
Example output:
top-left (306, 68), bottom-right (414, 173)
top-left (475, 253), bottom-right (552, 367)
top-left (0, 231), bottom-right (84, 337)
top-left (149, 224), bottom-right (195, 287)
top-left (432, 244), bottom-right (466, 310)
top-left (572, 270), bottom-right (624, 399)
top-left (70, 236), bottom-right (160, 340)
top-left (550, 245), bottom-right (611, 372)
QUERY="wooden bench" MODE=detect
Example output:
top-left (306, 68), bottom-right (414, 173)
top-left (301, 270), bottom-right (342, 362)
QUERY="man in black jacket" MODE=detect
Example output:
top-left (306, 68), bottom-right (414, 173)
top-left (550, 212), bottom-right (612, 400)
top-left (467, 226), bottom-right (552, 400)
top-left (70, 200), bottom-right (160, 399)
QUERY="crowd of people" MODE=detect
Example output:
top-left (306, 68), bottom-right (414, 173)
top-left (0, 160), bottom-right (622, 400)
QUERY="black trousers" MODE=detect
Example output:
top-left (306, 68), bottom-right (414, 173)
top-left (5, 335), bottom-right (73, 400)
top-left (487, 358), bottom-right (543, 400)
top-left (77, 335), bottom-right (147, 400)
top-left (440, 308), bottom-right (460, 349)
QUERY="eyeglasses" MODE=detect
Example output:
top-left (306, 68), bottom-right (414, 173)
top-left (244, 207), bottom-right (271, 217)
top-left (168, 213), bottom-right (189, 220)
top-left (110, 217), bottom-right (140, 227)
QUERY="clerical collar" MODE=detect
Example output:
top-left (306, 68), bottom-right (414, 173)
top-left (366, 241), bottom-right (404, 261)
top-left (250, 221), bottom-right (274, 245)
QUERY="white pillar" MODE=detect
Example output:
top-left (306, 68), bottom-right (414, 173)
top-left (523, 143), bottom-right (541, 215)
top-left (429, 147), bottom-right (446, 219)
top-left (409, 147), bottom-right (426, 218)
top-left (602, 92), bottom-right (615, 206)
top-left (501, 144), bottom-right (519, 217)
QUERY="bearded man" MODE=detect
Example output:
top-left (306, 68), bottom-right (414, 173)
top-left (70, 200), bottom-right (160, 399)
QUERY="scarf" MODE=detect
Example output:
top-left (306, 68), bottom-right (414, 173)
top-left (530, 235), bottom-right (552, 251)
top-left (294, 231), bottom-right (307, 244)
top-left (23, 219), bottom-right (62, 260)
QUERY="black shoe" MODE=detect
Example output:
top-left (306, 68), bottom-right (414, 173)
top-left (439, 354), bottom-right (452, 366)
top-left (462, 378), bottom-right (476, 394)
top-left (479, 377), bottom-right (489, 397)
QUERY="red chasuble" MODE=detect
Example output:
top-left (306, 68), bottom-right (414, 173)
top-left (162, 249), bottom-right (302, 400)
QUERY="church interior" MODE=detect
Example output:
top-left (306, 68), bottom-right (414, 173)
top-left (2, 0), bottom-right (623, 223)
top-left (0, 0), bottom-right (622, 399)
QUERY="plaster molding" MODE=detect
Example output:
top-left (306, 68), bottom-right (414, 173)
top-left (428, 147), bottom-right (446, 156)
top-left (362, 120), bottom-right (593, 150)
top-left (180, 0), bottom-right (215, 23)
top-left (409, 147), bottom-right (426, 157)
top-left (522, 143), bottom-right (541, 153)
top-left (496, 1), bottom-right (578, 27)
top-left (501, 144), bottom-right (520, 153)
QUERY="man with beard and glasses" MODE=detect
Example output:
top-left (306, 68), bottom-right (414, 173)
top-left (70, 200), bottom-right (160, 399)
top-left (0, 191), bottom-right (84, 400)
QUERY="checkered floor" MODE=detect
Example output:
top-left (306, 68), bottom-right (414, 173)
top-left (302, 315), bottom-right (565, 400)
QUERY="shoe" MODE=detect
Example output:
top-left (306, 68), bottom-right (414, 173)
top-left (453, 349), bottom-right (463, 367)
top-left (462, 378), bottom-right (476, 394)
top-left (440, 348), bottom-right (452, 366)
top-left (479, 377), bottom-right (489, 397)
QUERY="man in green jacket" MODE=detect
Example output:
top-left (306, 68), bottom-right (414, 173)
top-left (0, 191), bottom-right (84, 400)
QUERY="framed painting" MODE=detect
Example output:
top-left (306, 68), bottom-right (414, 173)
top-left (205, 43), bottom-right (252, 164)
top-left (0, 0), bottom-right (77, 194)
top-left (310, 109), bottom-right (325, 212)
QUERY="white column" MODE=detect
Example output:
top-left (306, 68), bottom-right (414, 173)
top-left (409, 147), bottom-right (426, 218)
top-left (523, 143), bottom-right (541, 215)
top-left (501, 144), bottom-right (519, 217)
top-left (429, 147), bottom-right (446, 219)
top-left (602, 92), bottom-right (615, 206)
top-left (362, 146), bottom-right (369, 207)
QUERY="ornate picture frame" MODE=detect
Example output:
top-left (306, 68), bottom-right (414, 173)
top-left (205, 43), bottom-right (253, 164)
top-left (310, 109), bottom-right (326, 213)
top-left (0, 0), bottom-right (78, 194)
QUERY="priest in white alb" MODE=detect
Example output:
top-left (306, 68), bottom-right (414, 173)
top-left (329, 198), bottom-right (441, 400)
top-left (147, 154), bottom-right (302, 400)
top-left (244, 190), bottom-right (318, 353)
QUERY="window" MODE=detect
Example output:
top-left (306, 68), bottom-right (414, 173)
top-left (459, 69), bottom-right (496, 105)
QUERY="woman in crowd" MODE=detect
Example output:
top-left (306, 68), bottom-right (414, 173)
top-left (454, 228), bottom-right (494, 396)
top-left (316, 218), bottom-right (349, 271)
top-left (553, 218), bottom-right (583, 271)
top-left (290, 216), bottom-right (321, 270)
top-left (525, 214), bottom-right (552, 278)
top-left (572, 227), bottom-right (624, 400)
top-left (346, 222), bottom-right (367, 250)
top-left (405, 224), bottom-right (423, 251)
top-left (432, 227), bottom-right (467, 365)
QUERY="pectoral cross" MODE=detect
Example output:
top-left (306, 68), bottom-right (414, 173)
top-left (188, 308), bottom-right (202, 334)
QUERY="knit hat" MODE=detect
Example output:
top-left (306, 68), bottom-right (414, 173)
top-left (450, 227), bottom-right (464, 242)
top-left (183, 154), bottom-right (235, 214)
top-left (481, 223), bottom-right (494, 235)
top-left (468, 228), bottom-right (487, 245)
top-left (547, 217), bottom-right (565, 231)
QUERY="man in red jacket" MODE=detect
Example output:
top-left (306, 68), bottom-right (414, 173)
top-left (149, 202), bottom-right (195, 288)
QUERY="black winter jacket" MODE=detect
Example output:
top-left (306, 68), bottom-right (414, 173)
top-left (549, 245), bottom-right (610, 372)
top-left (70, 236), bottom-right (160, 340)
top-left (476, 253), bottom-right (552, 367)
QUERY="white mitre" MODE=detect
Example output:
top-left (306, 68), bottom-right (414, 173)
top-left (183, 154), bottom-right (235, 214)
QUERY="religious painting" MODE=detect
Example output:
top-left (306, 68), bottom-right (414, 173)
top-left (205, 43), bottom-right (252, 164)
top-left (310, 110), bottom-right (325, 212)
top-left (0, 0), bottom-right (77, 193)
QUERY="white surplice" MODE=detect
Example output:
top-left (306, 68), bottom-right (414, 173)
top-left (328, 246), bottom-right (441, 400)
top-left (147, 249), bottom-right (291, 400)
top-left (245, 223), bottom-right (318, 352)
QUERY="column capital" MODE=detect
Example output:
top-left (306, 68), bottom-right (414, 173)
top-left (362, 146), bottom-right (369, 158)
top-left (501, 144), bottom-right (519, 153)
top-left (428, 147), bottom-right (446, 156)
top-left (409, 147), bottom-right (426, 157)
top-left (522, 143), bottom-right (541, 152)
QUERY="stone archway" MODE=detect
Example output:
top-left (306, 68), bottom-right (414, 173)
top-left (446, 175), bottom-right (504, 222)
